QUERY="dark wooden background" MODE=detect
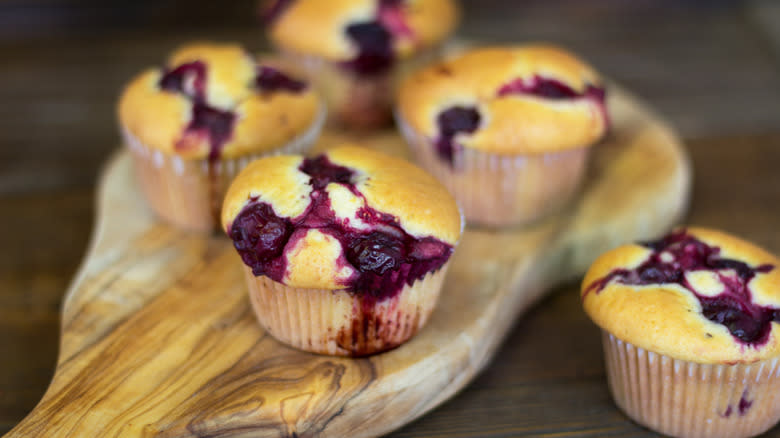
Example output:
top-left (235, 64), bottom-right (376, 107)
top-left (2, 0), bottom-right (780, 436)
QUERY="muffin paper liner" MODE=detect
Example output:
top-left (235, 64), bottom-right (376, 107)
top-left (398, 116), bottom-right (588, 227)
top-left (603, 331), bottom-right (780, 438)
top-left (121, 106), bottom-right (325, 231)
top-left (281, 48), bottom-right (441, 129)
top-left (244, 263), bottom-right (449, 356)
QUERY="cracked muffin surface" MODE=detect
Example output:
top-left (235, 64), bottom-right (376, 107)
top-left (398, 45), bottom-right (608, 157)
top-left (118, 42), bottom-right (321, 160)
top-left (265, 0), bottom-right (459, 75)
top-left (222, 145), bottom-right (462, 294)
top-left (582, 227), bottom-right (780, 364)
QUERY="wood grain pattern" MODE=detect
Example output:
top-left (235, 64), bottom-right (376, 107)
top-left (5, 88), bottom-right (689, 438)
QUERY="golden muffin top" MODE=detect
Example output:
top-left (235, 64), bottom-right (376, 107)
top-left (398, 45), bottom-right (608, 159)
top-left (582, 227), bottom-right (780, 364)
top-left (118, 42), bottom-right (321, 160)
top-left (265, 0), bottom-right (459, 65)
top-left (222, 145), bottom-right (462, 293)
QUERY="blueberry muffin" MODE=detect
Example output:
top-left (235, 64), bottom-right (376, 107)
top-left (397, 44), bottom-right (608, 227)
top-left (222, 145), bottom-right (462, 355)
top-left (582, 227), bottom-right (780, 438)
top-left (119, 42), bottom-right (325, 231)
top-left (263, 0), bottom-right (460, 128)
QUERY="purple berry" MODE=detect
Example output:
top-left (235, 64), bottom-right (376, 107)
top-left (256, 66), bottom-right (307, 93)
top-left (434, 106), bottom-right (481, 165)
top-left (159, 61), bottom-right (207, 100)
top-left (347, 231), bottom-right (405, 275)
top-left (299, 155), bottom-right (355, 190)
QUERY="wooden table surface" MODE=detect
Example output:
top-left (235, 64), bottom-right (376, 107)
top-left (2, 1), bottom-right (780, 436)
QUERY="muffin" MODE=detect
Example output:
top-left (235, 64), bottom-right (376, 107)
top-left (119, 42), bottom-right (325, 231)
top-left (581, 227), bottom-right (780, 438)
top-left (263, 0), bottom-right (460, 129)
top-left (222, 145), bottom-right (462, 356)
top-left (397, 45), bottom-right (608, 227)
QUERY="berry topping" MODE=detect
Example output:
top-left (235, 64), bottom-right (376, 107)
top-left (159, 61), bottom-right (207, 100)
top-left (585, 230), bottom-right (777, 345)
top-left (158, 61), bottom-right (236, 161)
top-left (299, 155), bottom-right (355, 190)
top-left (341, 0), bottom-right (411, 76)
top-left (159, 57), bottom-right (309, 162)
top-left (497, 76), bottom-right (609, 126)
top-left (347, 231), bottom-right (405, 275)
top-left (497, 76), bottom-right (605, 102)
top-left (187, 104), bottom-right (236, 161)
top-left (256, 66), bottom-right (307, 93)
top-left (434, 106), bottom-right (481, 165)
top-left (228, 153), bottom-right (453, 300)
top-left (229, 202), bottom-right (293, 279)
top-left (344, 22), bottom-right (394, 76)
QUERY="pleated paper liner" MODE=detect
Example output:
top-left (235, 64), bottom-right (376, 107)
top-left (603, 331), bottom-right (780, 438)
top-left (122, 107), bottom-right (325, 231)
top-left (245, 263), bottom-right (449, 356)
top-left (398, 115), bottom-right (589, 227)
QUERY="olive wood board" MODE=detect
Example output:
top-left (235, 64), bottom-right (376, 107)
top-left (7, 87), bottom-right (690, 438)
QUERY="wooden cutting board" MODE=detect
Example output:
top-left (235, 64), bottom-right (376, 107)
top-left (6, 87), bottom-right (690, 438)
